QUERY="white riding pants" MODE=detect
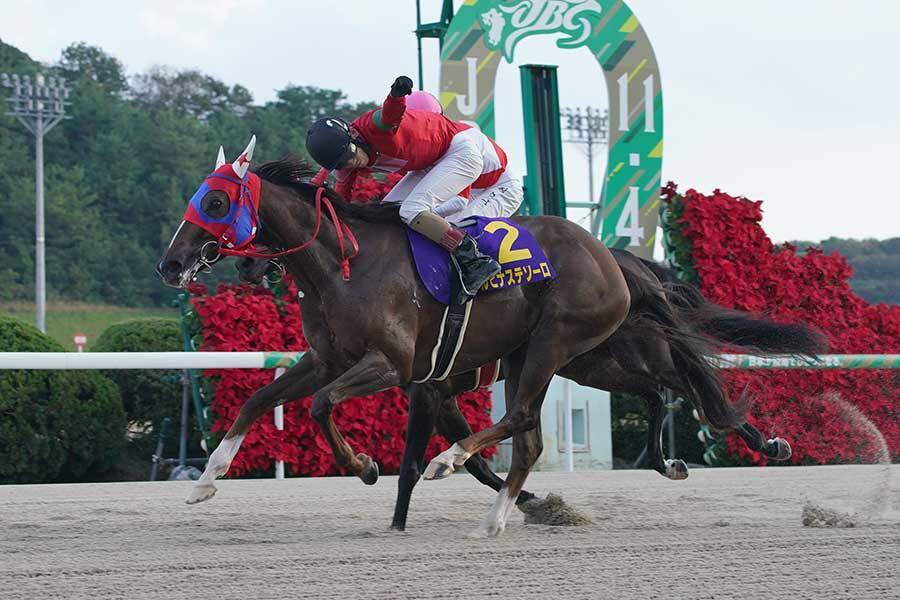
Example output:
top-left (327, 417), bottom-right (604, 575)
top-left (385, 128), bottom-right (514, 223)
top-left (434, 169), bottom-right (523, 223)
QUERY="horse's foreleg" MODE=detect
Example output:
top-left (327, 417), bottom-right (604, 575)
top-left (391, 383), bottom-right (441, 531)
top-left (187, 353), bottom-right (319, 504)
top-left (310, 350), bottom-right (402, 485)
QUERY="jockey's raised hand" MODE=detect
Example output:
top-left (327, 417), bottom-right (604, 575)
top-left (390, 76), bottom-right (414, 98)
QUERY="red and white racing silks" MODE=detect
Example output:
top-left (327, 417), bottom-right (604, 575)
top-left (328, 94), bottom-right (508, 200)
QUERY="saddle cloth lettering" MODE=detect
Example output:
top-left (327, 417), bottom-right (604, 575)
top-left (407, 216), bottom-right (556, 305)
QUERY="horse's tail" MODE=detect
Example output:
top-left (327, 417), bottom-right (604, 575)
top-left (620, 267), bottom-right (746, 431)
top-left (639, 259), bottom-right (830, 357)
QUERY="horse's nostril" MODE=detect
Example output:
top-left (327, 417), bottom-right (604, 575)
top-left (158, 259), bottom-right (182, 278)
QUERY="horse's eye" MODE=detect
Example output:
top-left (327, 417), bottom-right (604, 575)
top-left (202, 193), bottom-right (229, 218)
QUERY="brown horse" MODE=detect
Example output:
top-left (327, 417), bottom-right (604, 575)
top-left (234, 247), bottom-right (828, 533)
top-left (386, 248), bottom-right (827, 532)
top-left (158, 145), bottom-right (653, 523)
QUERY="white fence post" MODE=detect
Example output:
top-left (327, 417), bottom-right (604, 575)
top-left (563, 378), bottom-right (574, 473)
top-left (273, 367), bottom-right (285, 480)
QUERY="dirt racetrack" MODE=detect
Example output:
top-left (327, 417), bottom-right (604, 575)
top-left (2, 465), bottom-right (898, 599)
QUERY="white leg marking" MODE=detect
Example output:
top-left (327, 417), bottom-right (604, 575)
top-left (423, 442), bottom-right (471, 480)
top-left (478, 487), bottom-right (517, 538)
top-left (768, 437), bottom-right (792, 460)
top-left (186, 433), bottom-right (245, 504)
top-left (664, 458), bottom-right (689, 480)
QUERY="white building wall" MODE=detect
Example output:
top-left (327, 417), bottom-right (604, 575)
top-left (487, 375), bottom-right (612, 472)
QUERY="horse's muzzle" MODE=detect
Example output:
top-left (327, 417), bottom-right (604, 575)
top-left (157, 258), bottom-right (185, 288)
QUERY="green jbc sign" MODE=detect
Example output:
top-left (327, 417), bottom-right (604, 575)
top-left (439, 0), bottom-right (663, 259)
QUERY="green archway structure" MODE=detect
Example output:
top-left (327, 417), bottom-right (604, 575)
top-left (439, 0), bottom-right (663, 259)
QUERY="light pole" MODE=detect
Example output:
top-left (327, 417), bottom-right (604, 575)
top-left (1, 72), bottom-right (71, 332)
top-left (561, 106), bottom-right (609, 235)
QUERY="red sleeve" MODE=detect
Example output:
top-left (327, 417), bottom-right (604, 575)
top-left (380, 94), bottom-right (406, 128)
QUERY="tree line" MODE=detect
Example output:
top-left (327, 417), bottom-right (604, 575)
top-left (0, 39), bottom-right (375, 307)
top-left (793, 237), bottom-right (900, 305)
top-left (1, 39), bottom-right (895, 307)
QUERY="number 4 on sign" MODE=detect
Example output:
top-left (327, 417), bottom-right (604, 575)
top-left (615, 186), bottom-right (644, 246)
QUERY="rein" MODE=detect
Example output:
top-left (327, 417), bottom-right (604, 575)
top-left (219, 186), bottom-right (359, 281)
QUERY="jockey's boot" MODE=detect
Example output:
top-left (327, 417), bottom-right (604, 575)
top-left (447, 232), bottom-right (501, 301)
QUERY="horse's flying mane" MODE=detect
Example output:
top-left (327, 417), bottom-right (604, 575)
top-left (253, 155), bottom-right (403, 225)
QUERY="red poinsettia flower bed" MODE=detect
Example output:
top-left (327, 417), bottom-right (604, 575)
top-left (343, 171), bottom-right (404, 203)
top-left (189, 170), bottom-right (493, 477)
top-left (662, 183), bottom-right (899, 464)
top-left (191, 278), bottom-right (494, 477)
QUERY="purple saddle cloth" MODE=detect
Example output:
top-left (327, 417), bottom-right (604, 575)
top-left (407, 216), bottom-right (556, 305)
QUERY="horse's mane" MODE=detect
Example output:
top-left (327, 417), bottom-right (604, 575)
top-left (253, 156), bottom-right (403, 225)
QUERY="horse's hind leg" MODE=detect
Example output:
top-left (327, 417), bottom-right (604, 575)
top-left (639, 388), bottom-right (688, 480)
top-left (311, 349), bottom-right (403, 484)
top-left (187, 353), bottom-right (319, 504)
top-left (479, 382), bottom-right (547, 537)
top-left (736, 422), bottom-right (792, 461)
top-left (424, 339), bottom-right (566, 480)
top-left (433, 374), bottom-right (538, 504)
top-left (439, 421), bottom-right (538, 505)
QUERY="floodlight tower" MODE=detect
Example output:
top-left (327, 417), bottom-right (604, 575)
top-left (561, 106), bottom-right (609, 235)
top-left (1, 72), bottom-right (71, 332)
top-left (561, 106), bottom-right (609, 206)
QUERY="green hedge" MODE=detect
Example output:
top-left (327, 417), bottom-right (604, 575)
top-left (92, 318), bottom-right (182, 433)
top-left (0, 316), bottom-right (126, 483)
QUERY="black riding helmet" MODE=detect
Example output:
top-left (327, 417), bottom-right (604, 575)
top-left (306, 117), bottom-right (356, 170)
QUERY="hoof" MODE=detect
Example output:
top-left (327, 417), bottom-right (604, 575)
top-left (186, 482), bottom-right (218, 504)
top-left (765, 437), bottom-right (792, 461)
top-left (389, 522), bottom-right (406, 532)
top-left (477, 521), bottom-right (506, 538)
top-left (357, 453), bottom-right (379, 485)
top-left (664, 459), bottom-right (689, 480)
top-left (423, 458), bottom-right (455, 480)
top-left (423, 443), bottom-right (470, 480)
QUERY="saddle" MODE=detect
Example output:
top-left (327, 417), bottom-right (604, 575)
top-left (408, 217), bottom-right (555, 383)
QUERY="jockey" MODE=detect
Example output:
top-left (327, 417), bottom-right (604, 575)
top-left (404, 90), bottom-right (524, 223)
top-left (306, 76), bottom-right (521, 301)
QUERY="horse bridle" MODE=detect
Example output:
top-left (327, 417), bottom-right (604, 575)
top-left (217, 186), bottom-right (359, 281)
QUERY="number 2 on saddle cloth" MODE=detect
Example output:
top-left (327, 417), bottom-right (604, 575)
top-left (406, 216), bottom-right (556, 384)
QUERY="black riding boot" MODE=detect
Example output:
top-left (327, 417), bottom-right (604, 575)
top-left (449, 234), bottom-right (501, 301)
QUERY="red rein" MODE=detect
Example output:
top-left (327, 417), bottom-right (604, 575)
top-left (219, 187), bottom-right (359, 281)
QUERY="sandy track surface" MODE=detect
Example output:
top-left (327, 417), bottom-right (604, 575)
top-left (1, 466), bottom-right (898, 599)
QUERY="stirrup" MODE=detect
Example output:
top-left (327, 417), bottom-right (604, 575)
top-left (450, 256), bottom-right (499, 303)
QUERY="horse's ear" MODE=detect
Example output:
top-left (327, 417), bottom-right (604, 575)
top-left (215, 146), bottom-right (226, 169)
top-left (232, 134), bottom-right (256, 179)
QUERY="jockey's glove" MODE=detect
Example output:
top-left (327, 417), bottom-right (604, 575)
top-left (390, 76), bottom-right (414, 97)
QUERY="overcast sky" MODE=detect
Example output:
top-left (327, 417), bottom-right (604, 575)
top-left (4, 0), bottom-right (899, 244)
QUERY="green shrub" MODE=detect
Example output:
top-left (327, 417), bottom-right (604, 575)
top-left (92, 318), bottom-right (182, 431)
top-left (0, 316), bottom-right (126, 483)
